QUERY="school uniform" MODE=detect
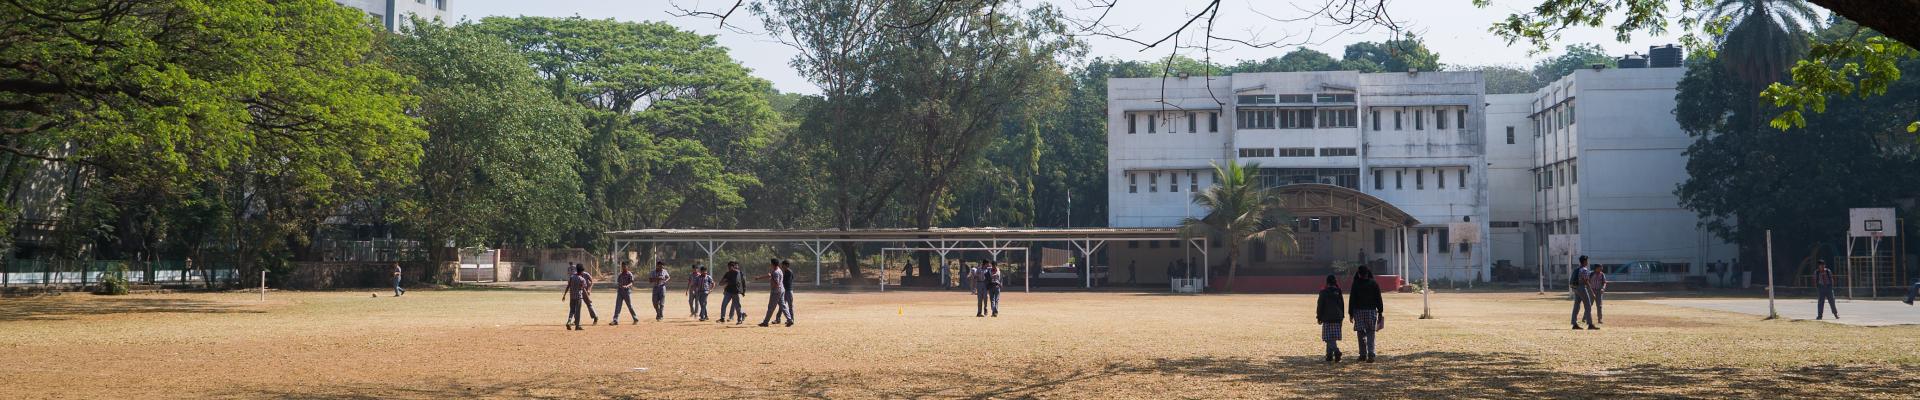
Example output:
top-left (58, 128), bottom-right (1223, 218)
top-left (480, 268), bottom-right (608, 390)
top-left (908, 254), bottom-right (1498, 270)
top-left (1348, 276), bottom-right (1383, 361)
top-left (779, 268), bottom-right (796, 323)
top-left (1570, 266), bottom-right (1594, 328)
top-left (649, 269), bottom-right (670, 320)
top-left (1815, 268), bottom-right (1839, 319)
top-left (1589, 269), bottom-right (1608, 324)
top-left (690, 273), bottom-right (712, 320)
top-left (720, 269), bottom-right (745, 323)
top-left (613, 270), bottom-right (638, 323)
top-left (565, 272), bottom-right (588, 329)
top-left (760, 268), bottom-right (788, 326)
top-left (391, 265), bottom-right (406, 297)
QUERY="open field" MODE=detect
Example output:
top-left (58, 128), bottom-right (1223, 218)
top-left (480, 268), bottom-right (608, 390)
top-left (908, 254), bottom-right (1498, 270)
top-left (3, 289), bottom-right (1918, 399)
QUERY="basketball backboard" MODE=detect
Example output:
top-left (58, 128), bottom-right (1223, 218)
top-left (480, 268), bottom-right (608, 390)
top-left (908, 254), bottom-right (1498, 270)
top-left (1848, 208), bottom-right (1896, 238)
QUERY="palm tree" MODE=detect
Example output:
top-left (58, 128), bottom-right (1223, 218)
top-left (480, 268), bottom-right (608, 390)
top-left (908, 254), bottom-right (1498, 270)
top-left (1704, 0), bottom-right (1822, 90)
top-left (1177, 162), bottom-right (1296, 293)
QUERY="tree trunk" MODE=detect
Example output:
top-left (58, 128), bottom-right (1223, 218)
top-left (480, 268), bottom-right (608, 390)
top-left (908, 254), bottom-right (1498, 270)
top-left (839, 241), bottom-right (862, 286)
top-left (1223, 242), bottom-right (1240, 293)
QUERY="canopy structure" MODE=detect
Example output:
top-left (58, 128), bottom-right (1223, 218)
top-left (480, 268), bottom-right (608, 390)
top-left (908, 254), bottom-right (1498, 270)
top-left (604, 227), bottom-right (1208, 290)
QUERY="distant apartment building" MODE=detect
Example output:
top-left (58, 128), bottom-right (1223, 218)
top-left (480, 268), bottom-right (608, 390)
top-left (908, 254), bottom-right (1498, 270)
top-left (335, 0), bottom-right (449, 32)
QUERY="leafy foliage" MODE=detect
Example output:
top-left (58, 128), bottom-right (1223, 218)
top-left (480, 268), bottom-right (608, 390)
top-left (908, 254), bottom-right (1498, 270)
top-left (1178, 162), bottom-right (1297, 293)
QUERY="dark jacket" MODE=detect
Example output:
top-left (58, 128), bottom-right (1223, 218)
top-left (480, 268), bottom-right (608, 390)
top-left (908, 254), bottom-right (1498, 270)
top-left (1316, 287), bottom-right (1345, 323)
top-left (722, 270), bottom-right (744, 294)
top-left (781, 268), bottom-right (796, 291)
top-left (1348, 278), bottom-right (1383, 316)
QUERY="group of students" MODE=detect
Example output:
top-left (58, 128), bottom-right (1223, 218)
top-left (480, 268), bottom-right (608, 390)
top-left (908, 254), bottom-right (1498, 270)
top-left (1313, 266), bottom-right (1386, 363)
top-left (563, 259), bottom-right (799, 330)
top-left (1570, 255), bottom-right (1609, 329)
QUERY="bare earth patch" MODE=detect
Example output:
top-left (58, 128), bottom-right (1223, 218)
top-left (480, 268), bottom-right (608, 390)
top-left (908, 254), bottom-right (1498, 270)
top-left (2, 289), bottom-right (1917, 399)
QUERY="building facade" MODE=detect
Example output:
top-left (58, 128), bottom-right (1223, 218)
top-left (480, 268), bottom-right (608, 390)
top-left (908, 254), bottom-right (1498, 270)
top-left (1107, 61), bottom-right (1735, 285)
top-left (334, 0), bottom-right (449, 32)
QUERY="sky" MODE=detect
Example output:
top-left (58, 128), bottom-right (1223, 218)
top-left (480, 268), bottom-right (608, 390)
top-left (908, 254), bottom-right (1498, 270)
top-left (452, 0), bottom-right (1691, 95)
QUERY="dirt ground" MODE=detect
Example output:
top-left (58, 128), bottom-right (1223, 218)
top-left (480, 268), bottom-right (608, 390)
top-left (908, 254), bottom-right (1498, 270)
top-left (3, 288), bottom-right (1918, 399)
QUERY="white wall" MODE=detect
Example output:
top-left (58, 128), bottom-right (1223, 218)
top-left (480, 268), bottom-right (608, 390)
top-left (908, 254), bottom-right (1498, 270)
top-left (1484, 93), bottom-right (1537, 270)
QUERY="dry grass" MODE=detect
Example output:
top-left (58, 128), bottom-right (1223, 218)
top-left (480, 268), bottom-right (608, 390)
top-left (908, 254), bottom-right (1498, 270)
top-left (2, 288), bottom-right (1917, 399)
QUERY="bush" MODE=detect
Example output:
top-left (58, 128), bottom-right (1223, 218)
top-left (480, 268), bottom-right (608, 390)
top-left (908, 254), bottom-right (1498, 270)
top-left (98, 265), bottom-right (130, 295)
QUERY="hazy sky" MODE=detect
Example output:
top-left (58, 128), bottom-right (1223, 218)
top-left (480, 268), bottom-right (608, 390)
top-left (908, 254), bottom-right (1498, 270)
top-left (453, 0), bottom-right (1691, 94)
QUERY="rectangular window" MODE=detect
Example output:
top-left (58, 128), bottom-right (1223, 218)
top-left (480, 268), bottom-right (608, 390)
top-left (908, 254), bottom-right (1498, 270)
top-left (1416, 229), bottom-right (1427, 253)
top-left (1437, 108), bottom-right (1449, 130)
top-left (1319, 148), bottom-right (1357, 157)
top-left (1568, 102), bottom-right (1575, 124)
top-left (1394, 110), bottom-right (1403, 130)
top-left (1148, 114), bottom-right (1157, 133)
top-left (1237, 94), bottom-right (1277, 105)
top-left (1506, 126), bottom-right (1515, 144)
top-left (1170, 173), bottom-right (1180, 193)
top-left (1279, 94), bottom-right (1314, 103)
top-left (1315, 93), bottom-right (1355, 103)
top-left (1276, 148), bottom-right (1315, 157)
top-left (1127, 114), bottom-right (1136, 134)
top-left (1238, 148), bottom-right (1275, 158)
top-left (1414, 109), bottom-right (1424, 130)
top-left (1457, 109), bottom-right (1467, 130)
top-left (1438, 228), bottom-right (1451, 253)
top-left (437, 0), bottom-right (447, 10)
top-left (1149, 240), bottom-right (1160, 248)
top-left (1187, 112), bottom-right (1197, 133)
top-left (1458, 169), bottom-right (1468, 190)
top-left (1371, 110), bottom-right (1381, 131)
top-left (1128, 173), bottom-right (1137, 193)
top-left (1149, 172), bottom-right (1159, 192)
top-left (1373, 229), bottom-right (1386, 253)
top-left (1438, 168), bottom-right (1446, 189)
top-left (1373, 170), bottom-right (1383, 190)
top-left (1237, 109), bottom-right (1275, 129)
top-left (1416, 169), bottom-right (1425, 189)
top-left (1490, 221), bottom-right (1521, 228)
top-left (1571, 163), bottom-right (1577, 184)
top-left (1128, 241), bottom-right (1139, 248)
top-left (1318, 108), bottom-right (1356, 128)
top-left (1208, 112), bottom-right (1219, 132)
top-left (1189, 172), bottom-right (1199, 192)
top-left (1395, 170), bottom-right (1403, 189)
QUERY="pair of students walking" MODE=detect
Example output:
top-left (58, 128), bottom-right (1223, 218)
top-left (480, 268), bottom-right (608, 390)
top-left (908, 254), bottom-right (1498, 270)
top-left (976, 260), bottom-right (1002, 317)
top-left (1316, 266), bottom-right (1384, 363)
top-left (1570, 256), bottom-right (1606, 330)
top-left (758, 259), bottom-right (797, 327)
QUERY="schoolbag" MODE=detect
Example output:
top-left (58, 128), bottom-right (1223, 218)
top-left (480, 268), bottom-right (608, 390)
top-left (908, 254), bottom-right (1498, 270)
top-left (1569, 268), bottom-right (1584, 287)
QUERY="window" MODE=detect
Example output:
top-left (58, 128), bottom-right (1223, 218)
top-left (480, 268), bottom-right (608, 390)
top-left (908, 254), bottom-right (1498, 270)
top-left (1491, 221), bottom-right (1521, 228)
top-left (1187, 112), bottom-right (1197, 133)
top-left (1437, 108), bottom-right (1449, 130)
top-left (1438, 168), bottom-right (1446, 189)
top-left (1169, 173), bottom-right (1180, 193)
top-left (1458, 169), bottom-right (1468, 190)
top-left (1149, 240), bottom-right (1160, 248)
top-left (1279, 94), bottom-right (1314, 103)
top-left (1237, 94), bottom-right (1276, 105)
top-left (1568, 102), bottom-right (1576, 124)
top-left (1318, 108), bottom-right (1356, 128)
top-left (1277, 109), bottom-right (1315, 129)
top-left (1128, 173), bottom-right (1137, 193)
top-left (1438, 228), bottom-right (1451, 253)
top-left (1148, 114), bottom-right (1157, 133)
top-left (1414, 109), bottom-right (1424, 130)
top-left (1319, 147), bottom-right (1357, 157)
top-left (1416, 229), bottom-right (1427, 253)
top-left (1457, 109), bottom-right (1467, 130)
top-left (1237, 109), bottom-right (1275, 129)
top-left (1571, 163), bottom-right (1577, 184)
top-left (1309, 218), bottom-right (1321, 232)
top-left (1149, 172), bottom-right (1159, 192)
top-left (1251, 239), bottom-right (1269, 262)
top-left (1415, 169), bottom-right (1425, 189)
top-left (1208, 112), bottom-right (1219, 132)
top-left (1331, 217), bottom-right (1343, 232)
top-left (1395, 170), bottom-right (1403, 189)
top-left (1238, 148), bottom-right (1275, 158)
top-left (1373, 229), bottom-right (1386, 253)
top-left (1506, 126), bottom-right (1515, 144)
top-left (1128, 241), bottom-right (1139, 248)
top-left (1276, 148), bottom-right (1315, 157)
top-left (436, 0), bottom-right (447, 10)
top-left (1127, 114), bottom-right (1136, 134)
top-left (1373, 170), bottom-right (1383, 190)
top-left (1316, 93), bottom-right (1355, 103)
top-left (1394, 110), bottom-right (1403, 130)
top-left (1189, 172), bottom-right (1199, 192)
top-left (1371, 110), bottom-right (1381, 131)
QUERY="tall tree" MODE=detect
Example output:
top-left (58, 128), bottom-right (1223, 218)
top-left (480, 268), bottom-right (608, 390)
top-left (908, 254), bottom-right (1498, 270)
top-left (474, 17), bottom-right (777, 249)
top-left (1530, 43), bottom-right (1618, 84)
top-left (386, 20), bottom-right (588, 281)
top-left (1341, 35), bottom-right (1442, 73)
top-left (1178, 162), bottom-right (1297, 293)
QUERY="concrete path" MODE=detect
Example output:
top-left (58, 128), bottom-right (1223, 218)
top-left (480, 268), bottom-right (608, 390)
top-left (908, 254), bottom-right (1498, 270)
top-left (1648, 298), bottom-right (1920, 326)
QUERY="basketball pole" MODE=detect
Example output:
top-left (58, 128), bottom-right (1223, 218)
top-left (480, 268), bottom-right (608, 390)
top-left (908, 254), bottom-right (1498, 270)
top-left (1870, 233), bottom-right (1880, 299)
top-left (1765, 229), bottom-right (1778, 320)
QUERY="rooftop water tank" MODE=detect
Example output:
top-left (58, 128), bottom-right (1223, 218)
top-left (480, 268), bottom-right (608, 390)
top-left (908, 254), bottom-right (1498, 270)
top-left (1649, 45), bottom-right (1682, 68)
top-left (1618, 54), bottom-right (1648, 68)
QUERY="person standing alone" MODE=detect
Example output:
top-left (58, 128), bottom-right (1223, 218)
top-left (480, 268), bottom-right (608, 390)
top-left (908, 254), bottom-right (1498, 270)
top-left (1348, 266), bottom-right (1384, 363)
top-left (719, 262), bottom-right (745, 324)
top-left (759, 259), bottom-right (788, 327)
top-left (1571, 256), bottom-right (1596, 330)
top-left (690, 266), bottom-right (712, 321)
top-left (1316, 274), bottom-right (1345, 363)
top-left (611, 261), bottom-right (638, 325)
top-left (390, 262), bottom-right (406, 297)
top-left (1815, 260), bottom-right (1839, 319)
top-left (649, 261), bottom-right (672, 321)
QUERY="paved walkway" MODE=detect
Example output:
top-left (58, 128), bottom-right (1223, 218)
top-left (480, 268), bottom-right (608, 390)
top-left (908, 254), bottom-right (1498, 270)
top-left (1649, 298), bottom-right (1920, 326)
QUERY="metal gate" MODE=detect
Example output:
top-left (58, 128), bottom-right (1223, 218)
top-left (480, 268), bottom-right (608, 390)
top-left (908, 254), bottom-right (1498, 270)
top-left (458, 249), bottom-right (498, 283)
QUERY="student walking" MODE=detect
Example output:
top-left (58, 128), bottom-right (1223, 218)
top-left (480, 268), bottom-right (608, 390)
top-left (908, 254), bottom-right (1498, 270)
top-left (390, 263), bottom-right (406, 297)
top-left (611, 262), bottom-right (638, 325)
top-left (690, 266), bottom-right (713, 321)
top-left (1589, 263), bottom-right (1609, 324)
top-left (1348, 266), bottom-right (1384, 363)
top-left (564, 265), bottom-right (589, 330)
top-left (577, 262), bottom-right (599, 325)
top-left (777, 260), bottom-right (796, 325)
top-left (648, 261), bottom-right (671, 321)
top-left (984, 261), bottom-right (1002, 317)
top-left (759, 259), bottom-right (789, 327)
top-left (1571, 256), bottom-right (1596, 330)
top-left (1316, 274), bottom-right (1345, 363)
top-left (1815, 260), bottom-right (1839, 319)
top-left (719, 262), bottom-right (746, 324)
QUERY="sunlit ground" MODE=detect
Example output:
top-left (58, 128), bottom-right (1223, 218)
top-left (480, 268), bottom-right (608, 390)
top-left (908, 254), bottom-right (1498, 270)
top-left (2, 288), bottom-right (1917, 399)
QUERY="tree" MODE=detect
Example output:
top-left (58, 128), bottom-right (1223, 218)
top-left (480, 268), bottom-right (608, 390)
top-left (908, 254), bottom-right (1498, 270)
top-left (1531, 43), bottom-right (1617, 84)
top-left (1178, 162), bottom-right (1297, 293)
top-left (474, 17), bottom-right (777, 249)
top-left (1227, 48), bottom-right (1345, 73)
top-left (386, 20), bottom-right (588, 281)
top-left (1460, 65), bottom-right (1544, 94)
top-left (1341, 36), bottom-right (1442, 73)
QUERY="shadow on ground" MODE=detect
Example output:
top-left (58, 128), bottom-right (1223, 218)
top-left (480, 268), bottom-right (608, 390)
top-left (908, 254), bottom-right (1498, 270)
top-left (0, 297), bottom-right (260, 322)
top-left (226, 352), bottom-right (1920, 399)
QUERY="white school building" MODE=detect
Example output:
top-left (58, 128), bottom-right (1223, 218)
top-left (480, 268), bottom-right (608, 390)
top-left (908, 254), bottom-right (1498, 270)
top-left (1105, 61), bottom-right (1736, 285)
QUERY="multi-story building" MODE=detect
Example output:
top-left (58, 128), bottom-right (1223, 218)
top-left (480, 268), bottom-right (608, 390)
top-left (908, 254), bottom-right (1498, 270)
top-left (1107, 71), bottom-right (1491, 284)
top-left (1107, 52), bottom-right (1736, 286)
top-left (335, 0), bottom-right (449, 32)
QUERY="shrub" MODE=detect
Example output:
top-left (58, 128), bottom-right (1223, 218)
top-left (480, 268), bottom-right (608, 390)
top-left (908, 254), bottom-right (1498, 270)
top-left (98, 264), bottom-right (130, 295)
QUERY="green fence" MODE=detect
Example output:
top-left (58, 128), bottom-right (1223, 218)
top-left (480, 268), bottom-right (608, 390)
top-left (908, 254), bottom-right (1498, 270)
top-left (1, 259), bottom-right (238, 287)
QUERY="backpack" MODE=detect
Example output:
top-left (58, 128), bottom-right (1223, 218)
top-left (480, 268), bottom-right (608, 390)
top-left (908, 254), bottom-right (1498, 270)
top-left (1569, 268), bottom-right (1584, 288)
